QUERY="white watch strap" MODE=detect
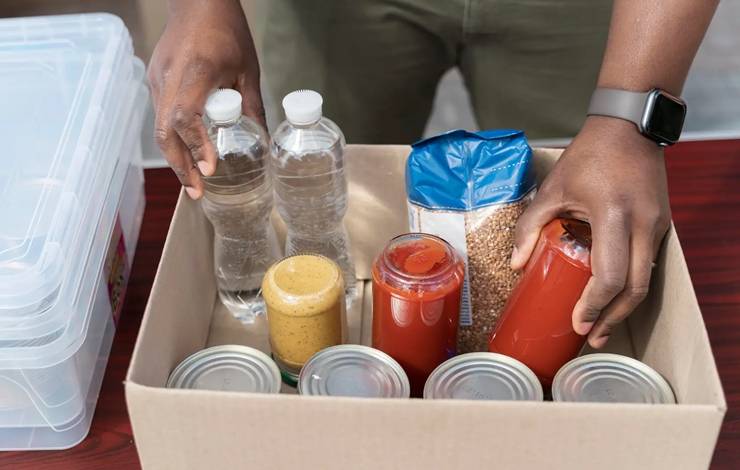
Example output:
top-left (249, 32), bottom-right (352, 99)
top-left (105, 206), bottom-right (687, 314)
top-left (587, 88), bottom-right (650, 127)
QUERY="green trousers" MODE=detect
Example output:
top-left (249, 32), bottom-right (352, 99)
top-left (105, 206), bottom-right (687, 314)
top-left (258, 0), bottom-right (613, 143)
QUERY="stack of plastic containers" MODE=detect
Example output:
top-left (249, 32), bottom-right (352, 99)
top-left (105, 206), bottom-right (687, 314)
top-left (0, 14), bottom-right (147, 450)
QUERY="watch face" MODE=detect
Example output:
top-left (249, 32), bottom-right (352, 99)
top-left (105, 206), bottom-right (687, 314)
top-left (645, 92), bottom-right (686, 144)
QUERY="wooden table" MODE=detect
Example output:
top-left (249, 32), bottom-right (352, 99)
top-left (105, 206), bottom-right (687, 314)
top-left (2, 140), bottom-right (739, 469)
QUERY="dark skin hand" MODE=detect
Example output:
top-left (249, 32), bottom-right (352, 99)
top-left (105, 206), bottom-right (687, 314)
top-left (148, 0), bottom-right (264, 200)
top-left (151, 0), bottom-right (718, 347)
top-left (512, 116), bottom-right (670, 349)
top-left (512, 0), bottom-right (719, 348)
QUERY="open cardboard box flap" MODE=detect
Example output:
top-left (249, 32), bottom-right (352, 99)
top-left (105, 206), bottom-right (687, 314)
top-left (126, 146), bottom-right (725, 470)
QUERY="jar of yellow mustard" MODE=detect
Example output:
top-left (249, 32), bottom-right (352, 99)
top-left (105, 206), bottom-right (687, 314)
top-left (262, 254), bottom-right (346, 384)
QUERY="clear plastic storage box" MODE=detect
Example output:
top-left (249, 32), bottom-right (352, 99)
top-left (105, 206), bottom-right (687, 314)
top-left (0, 14), bottom-right (147, 450)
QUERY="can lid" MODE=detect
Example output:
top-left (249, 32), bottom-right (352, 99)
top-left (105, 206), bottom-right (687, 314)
top-left (552, 353), bottom-right (675, 404)
top-left (166, 345), bottom-right (281, 394)
top-left (424, 352), bottom-right (543, 401)
top-left (298, 345), bottom-right (410, 398)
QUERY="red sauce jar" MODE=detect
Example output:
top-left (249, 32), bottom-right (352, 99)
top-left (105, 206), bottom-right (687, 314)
top-left (372, 233), bottom-right (464, 397)
top-left (488, 218), bottom-right (592, 387)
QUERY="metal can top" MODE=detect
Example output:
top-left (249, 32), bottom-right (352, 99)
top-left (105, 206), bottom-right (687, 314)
top-left (552, 353), bottom-right (676, 404)
top-left (166, 345), bottom-right (281, 394)
top-left (298, 345), bottom-right (410, 398)
top-left (424, 352), bottom-right (543, 401)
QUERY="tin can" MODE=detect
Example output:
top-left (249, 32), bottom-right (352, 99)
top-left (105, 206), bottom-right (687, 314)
top-left (298, 345), bottom-right (410, 398)
top-left (166, 345), bottom-right (281, 394)
top-left (262, 254), bottom-right (346, 385)
top-left (552, 353), bottom-right (676, 404)
top-left (423, 352), bottom-right (543, 401)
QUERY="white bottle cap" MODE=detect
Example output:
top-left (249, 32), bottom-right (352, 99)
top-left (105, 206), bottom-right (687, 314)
top-left (205, 88), bottom-right (242, 122)
top-left (282, 90), bottom-right (323, 125)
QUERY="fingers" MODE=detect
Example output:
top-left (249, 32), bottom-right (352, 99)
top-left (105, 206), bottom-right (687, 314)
top-left (511, 191), bottom-right (561, 270)
top-left (171, 103), bottom-right (216, 176)
top-left (236, 73), bottom-right (267, 130)
top-left (154, 113), bottom-right (204, 200)
top-left (572, 211), bottom-right (630, 336)
top-left (150, 60), bottom-right (219, 199)
top-left (587, 220), bottom-right (656, 349)
top-left (170, 66), bottom-right (219, 176)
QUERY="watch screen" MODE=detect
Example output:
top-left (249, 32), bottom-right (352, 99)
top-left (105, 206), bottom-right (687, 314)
top-left (646, 93), bottom-right (686, 144)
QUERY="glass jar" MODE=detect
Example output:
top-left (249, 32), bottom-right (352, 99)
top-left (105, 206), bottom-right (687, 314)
top-left (372, 233), bottom-right (464, 397)
top-left (262, 254), bottom-right (346, 385)
top-left (488, 218), bottom-right (592, 386)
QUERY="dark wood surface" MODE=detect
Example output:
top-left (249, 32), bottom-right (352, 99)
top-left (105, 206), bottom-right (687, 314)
top-left (2, 140), bottom-right (739, 469)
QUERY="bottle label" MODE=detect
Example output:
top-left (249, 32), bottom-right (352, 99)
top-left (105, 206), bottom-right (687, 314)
top-left (104, 216), bottom-right (130, 326)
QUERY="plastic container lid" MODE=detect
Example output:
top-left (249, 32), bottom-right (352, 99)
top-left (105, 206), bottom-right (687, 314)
top-left (282, 89), bottom-right (323, 125)
top-left (0, 13), bottom-right (133, 322)
top-left (0, 65), bottom-right (147, 369)
top-left (205, 88), bottom-right (242, 123)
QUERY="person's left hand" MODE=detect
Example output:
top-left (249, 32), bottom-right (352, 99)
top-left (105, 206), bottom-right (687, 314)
top-left (511, 115), bottom-right (671, 349)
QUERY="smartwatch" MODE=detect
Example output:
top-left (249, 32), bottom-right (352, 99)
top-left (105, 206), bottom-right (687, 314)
top-left (587, 88), bottom-right (687, 146)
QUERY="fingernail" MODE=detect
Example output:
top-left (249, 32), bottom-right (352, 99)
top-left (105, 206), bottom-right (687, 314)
top-left (185, 186), bottom-right (201, 200)
top-left (591, 335), bottom-right (610, 349)
top-left (196, 161), bottom-right (212, 176)
top-left (575, 320), bottom-right (594, 336)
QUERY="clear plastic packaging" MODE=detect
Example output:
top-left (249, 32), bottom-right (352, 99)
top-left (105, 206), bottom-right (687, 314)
top-left (270, 90), bottom-right (357, 301)
top-left (202, 89), bottom-right (280, 323)
top-left (0, 12), bottom-right (147, 448)
top-left (406, 129), bottom-right (537, 353)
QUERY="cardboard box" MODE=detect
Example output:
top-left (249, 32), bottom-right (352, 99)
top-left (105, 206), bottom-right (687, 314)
top-left (126, 146), bottom-right (726, 470)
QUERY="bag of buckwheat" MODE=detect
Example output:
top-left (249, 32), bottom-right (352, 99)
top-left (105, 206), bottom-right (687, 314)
top-left (406, 129), bottom-right (536, 353)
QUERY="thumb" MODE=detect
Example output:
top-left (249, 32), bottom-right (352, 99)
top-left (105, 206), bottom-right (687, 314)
top-left (511, 194), bottom-right (561, 270)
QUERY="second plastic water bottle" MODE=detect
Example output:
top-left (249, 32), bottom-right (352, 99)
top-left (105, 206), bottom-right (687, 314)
top-left (270, 90), bottom-right (357, 300)
top-left (202, 89), bottom-right (280, 323)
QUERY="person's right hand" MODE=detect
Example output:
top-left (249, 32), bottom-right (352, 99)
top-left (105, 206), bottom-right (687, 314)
top-left (148, 0), bottom-right (265, 199)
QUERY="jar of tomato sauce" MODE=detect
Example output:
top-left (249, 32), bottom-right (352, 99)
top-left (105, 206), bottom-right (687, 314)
top-left (488, 218), bottom-right (592, 387)
top-left (372, 233), bottom-right (464, 397)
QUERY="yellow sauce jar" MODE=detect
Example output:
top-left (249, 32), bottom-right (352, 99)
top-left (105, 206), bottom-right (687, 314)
top-left (262, 254), bottom-right (346, 384)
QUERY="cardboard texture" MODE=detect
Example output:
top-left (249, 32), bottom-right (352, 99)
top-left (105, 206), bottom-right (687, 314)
top-left (126, 146), bottom-right (726, 470)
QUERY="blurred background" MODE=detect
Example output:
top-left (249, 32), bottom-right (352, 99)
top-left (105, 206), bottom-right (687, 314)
top-left (2, 0), bottom-right (738, 166)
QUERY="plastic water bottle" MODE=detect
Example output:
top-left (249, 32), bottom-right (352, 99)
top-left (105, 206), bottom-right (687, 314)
top-left (270, 90), bottom-right (357, 301)
top-left (201, 89), bottom-right (280, 323)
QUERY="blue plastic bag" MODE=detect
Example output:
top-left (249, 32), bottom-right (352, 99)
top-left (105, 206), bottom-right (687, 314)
top-left (406, 129), bottom-right (536, 352)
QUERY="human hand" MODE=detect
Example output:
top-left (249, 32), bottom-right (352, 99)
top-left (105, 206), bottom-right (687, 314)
top-left (148, 0), bottom-right (265, 199)
top-left (512, 115), bottom-right (671, 348)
